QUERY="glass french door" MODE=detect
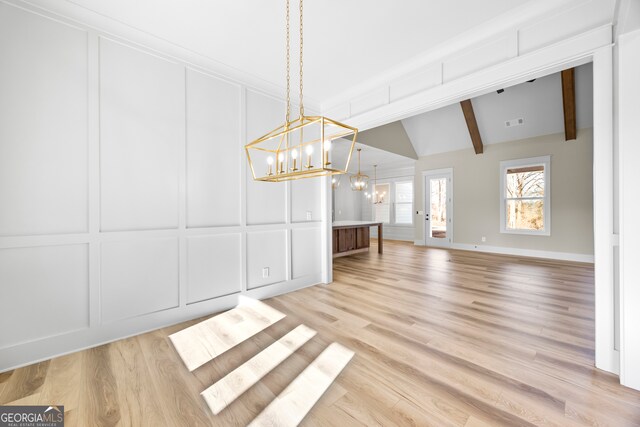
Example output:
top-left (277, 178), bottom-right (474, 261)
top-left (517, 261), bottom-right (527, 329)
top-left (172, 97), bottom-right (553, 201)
top-left (424, 171), bottom-right (452, 247)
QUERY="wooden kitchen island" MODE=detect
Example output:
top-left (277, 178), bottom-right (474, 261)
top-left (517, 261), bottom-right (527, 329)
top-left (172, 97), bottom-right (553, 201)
top-left (332, 220), bottom-right (383, 257)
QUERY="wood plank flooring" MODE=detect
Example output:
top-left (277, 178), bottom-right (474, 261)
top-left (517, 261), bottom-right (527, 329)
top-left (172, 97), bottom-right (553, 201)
top-left (202, 324), bottom-right (317, 415)
top-left (170, 298), bottom-right (286, 371)
top-left (2, 240), bottom-right (640, 426)
top-left (248, 343), bottom-right (354, 427)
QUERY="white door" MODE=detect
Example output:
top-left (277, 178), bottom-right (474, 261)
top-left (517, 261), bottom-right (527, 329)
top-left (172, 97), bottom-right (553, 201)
top-left (424, 170), bottom-right (453, 247)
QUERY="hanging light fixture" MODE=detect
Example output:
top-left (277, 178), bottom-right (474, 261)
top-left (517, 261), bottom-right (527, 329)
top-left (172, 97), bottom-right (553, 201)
top-left (245, 0), bottom-right (358, 182)
top-left (331, 175), bottom-right (341, 189)
top-left (350, 149), bottom-right (369, 191)
top-left (372, 164), bottom-right (385, 204)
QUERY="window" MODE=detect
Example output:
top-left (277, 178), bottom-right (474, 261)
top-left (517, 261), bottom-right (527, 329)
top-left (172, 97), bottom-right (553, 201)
top-left (368, 180), bottom-right (414, 226)
top-left (395, 181), bottom-right (413, 224)
top-left (373, 183), bottom-right (390, 224)
top-left (500, 156), bottom-right (550, 235)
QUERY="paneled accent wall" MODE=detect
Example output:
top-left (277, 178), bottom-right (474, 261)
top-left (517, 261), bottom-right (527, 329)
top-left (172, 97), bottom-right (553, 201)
top-left (0, 2), bottom-right (324, 372)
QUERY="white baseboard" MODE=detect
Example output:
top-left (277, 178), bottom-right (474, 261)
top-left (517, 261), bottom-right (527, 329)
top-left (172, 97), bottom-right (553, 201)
top-left (451, 243), bottom-right (595, 263)
top-left (0, 274), bottom-right (322, 373)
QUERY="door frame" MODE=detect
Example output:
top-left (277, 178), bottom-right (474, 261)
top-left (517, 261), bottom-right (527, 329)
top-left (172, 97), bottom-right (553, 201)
top-left (423, 168), bottom-right (453, 247)
top-left (321, 42), bottom-right (617, 377)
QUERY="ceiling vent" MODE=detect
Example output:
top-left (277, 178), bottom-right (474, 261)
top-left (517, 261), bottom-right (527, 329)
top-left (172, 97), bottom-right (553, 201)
top-left (505, 118), bottom-right (524, 128)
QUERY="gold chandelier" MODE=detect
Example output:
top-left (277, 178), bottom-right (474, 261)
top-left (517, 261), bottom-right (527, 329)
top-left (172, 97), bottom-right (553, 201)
top-left (245, 0), bottom-right (358, 182)
top-left (350, 149), bottom-right (369, 191)
top-left (366, 164), bottom-right (386, 204)
top-left (373, 164), bottom-right (386, 204)
top-left (331, 176), bottom-right (341, 189)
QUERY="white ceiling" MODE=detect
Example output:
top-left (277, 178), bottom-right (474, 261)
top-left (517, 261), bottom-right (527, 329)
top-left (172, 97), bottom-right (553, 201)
top-left (64, 0), bottom-right (534, 103)
top-left (401, 63), bottom-right (593, 157)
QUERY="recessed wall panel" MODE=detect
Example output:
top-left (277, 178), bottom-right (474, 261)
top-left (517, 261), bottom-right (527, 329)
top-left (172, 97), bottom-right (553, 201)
top-left (99, 38), bottom-right (183, 232)
top-left (0, 244), bottom-right (89, 349)
top-left (186, 69), bottom-right (241, 228)
top-left (519, 0), bottom-right (611, 55)
top-left (291, 178), bottom-right (321, 222)
top-left (292, 228), bottom-right (321, 279)
top-left (246, 90), bottom-right (286, 225)
top-left (350, 88), bottom-right (389, 116)
top-left (101, 238), bottom-right (179, 323)
top-left (443, 35), bottom-right (513, 82)
top-left (0, 4), bottom-right (88, 236)
top-left (247, 230), bottom-right (287, 289)
top-left (187, 234), bottom-right (242, 304)
top-left (390, 65), bottom-right (442, 102)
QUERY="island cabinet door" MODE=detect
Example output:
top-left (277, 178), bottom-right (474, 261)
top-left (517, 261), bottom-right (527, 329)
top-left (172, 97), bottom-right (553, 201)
top-left (338, 228), bottom-right (356, 252)
top-left (356, 227), bottom-right (370, 249)
top-left (332, 229), bottom-right (338, 254)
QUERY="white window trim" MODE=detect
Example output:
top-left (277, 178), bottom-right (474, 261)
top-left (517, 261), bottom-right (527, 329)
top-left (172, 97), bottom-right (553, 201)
top-left (393, 180), bottom-right (414, 226)
top-left (370, 179), bottom-right (414, 227)
top-left (499, 155), bottom-right (551, 236)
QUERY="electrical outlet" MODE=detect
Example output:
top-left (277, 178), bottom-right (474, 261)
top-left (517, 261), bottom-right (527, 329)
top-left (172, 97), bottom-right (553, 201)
top-left (481, 236), bottom-right (486, 243)
top-left (306, 211), bottom-right (312, 220)
top-left (262, 267), bottom-right (270, 278)
top-left (505, 118), bottom-right (524, 127)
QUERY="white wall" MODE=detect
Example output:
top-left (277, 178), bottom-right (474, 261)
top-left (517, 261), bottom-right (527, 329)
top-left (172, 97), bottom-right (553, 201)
top-left (617, 28), bottom-right (640, 391)
top-left (333, 179), bottom-right (363, 222)
top-left (413, 131), bottom-right (594, 259)
top-left (0, 2), bottom-right (323, 372)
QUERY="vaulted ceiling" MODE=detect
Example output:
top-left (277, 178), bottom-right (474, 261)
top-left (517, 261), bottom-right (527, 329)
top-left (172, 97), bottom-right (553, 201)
top-left (352, 63), bottom-right (593, 161)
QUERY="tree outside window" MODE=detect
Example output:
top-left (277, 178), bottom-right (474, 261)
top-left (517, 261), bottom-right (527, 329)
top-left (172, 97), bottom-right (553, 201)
top-left (500, 156), bottom-right (550, 235)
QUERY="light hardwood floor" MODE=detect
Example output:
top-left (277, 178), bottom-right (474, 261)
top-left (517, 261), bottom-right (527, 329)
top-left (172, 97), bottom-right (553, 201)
top-left (1, 240), bottom-right (640, 426)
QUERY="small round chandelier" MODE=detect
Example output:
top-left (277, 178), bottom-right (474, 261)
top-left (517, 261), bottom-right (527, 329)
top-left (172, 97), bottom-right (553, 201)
top-left (331, 175), bottom-right (341, 189)
top-left (350, 149), bottom-right (369, 191)
top-left (372, 164), bottom-right (386, 204)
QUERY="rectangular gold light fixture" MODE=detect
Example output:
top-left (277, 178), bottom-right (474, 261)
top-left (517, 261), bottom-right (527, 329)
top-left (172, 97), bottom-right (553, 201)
top-left (245, 115), bottom-right (358, 182)
top-left (244, 0), bottom-right (358, 183)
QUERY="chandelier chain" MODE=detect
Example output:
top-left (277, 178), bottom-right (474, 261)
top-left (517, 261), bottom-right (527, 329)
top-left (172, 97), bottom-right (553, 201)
top-left (244, 0), bottom-right (358, 183)
top-left (299, 0), bottom-right (304, 117)
top-left (285, 0), bottom-right (291, 122)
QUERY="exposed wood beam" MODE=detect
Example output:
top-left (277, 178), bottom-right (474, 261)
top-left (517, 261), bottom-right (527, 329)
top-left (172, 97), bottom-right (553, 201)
top-left (561, 68), bottom-right (577, 140)
top-left (460, 99), bottom-right (483, 154)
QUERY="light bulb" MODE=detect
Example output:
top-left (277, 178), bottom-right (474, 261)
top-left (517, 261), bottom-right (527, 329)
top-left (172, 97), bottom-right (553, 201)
top-left (278, 153), bottom-right (284, 162)
top-left (323, 140), bottom-right (332, 166)
top-left (267, 156), bottom-right (274, 165)
top-left (306, 145), bottom-right (313, 155)
top-left (332, 178), bottom-right (336, 184)
top-left (291, 149), bottom-right (298, 159)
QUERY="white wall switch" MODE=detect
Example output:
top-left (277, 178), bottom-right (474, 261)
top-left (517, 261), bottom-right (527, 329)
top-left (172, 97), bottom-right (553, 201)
top-left (262, 267), bottom-right (270, 278)
top-left (481, 236), bottom-right (486, 242)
